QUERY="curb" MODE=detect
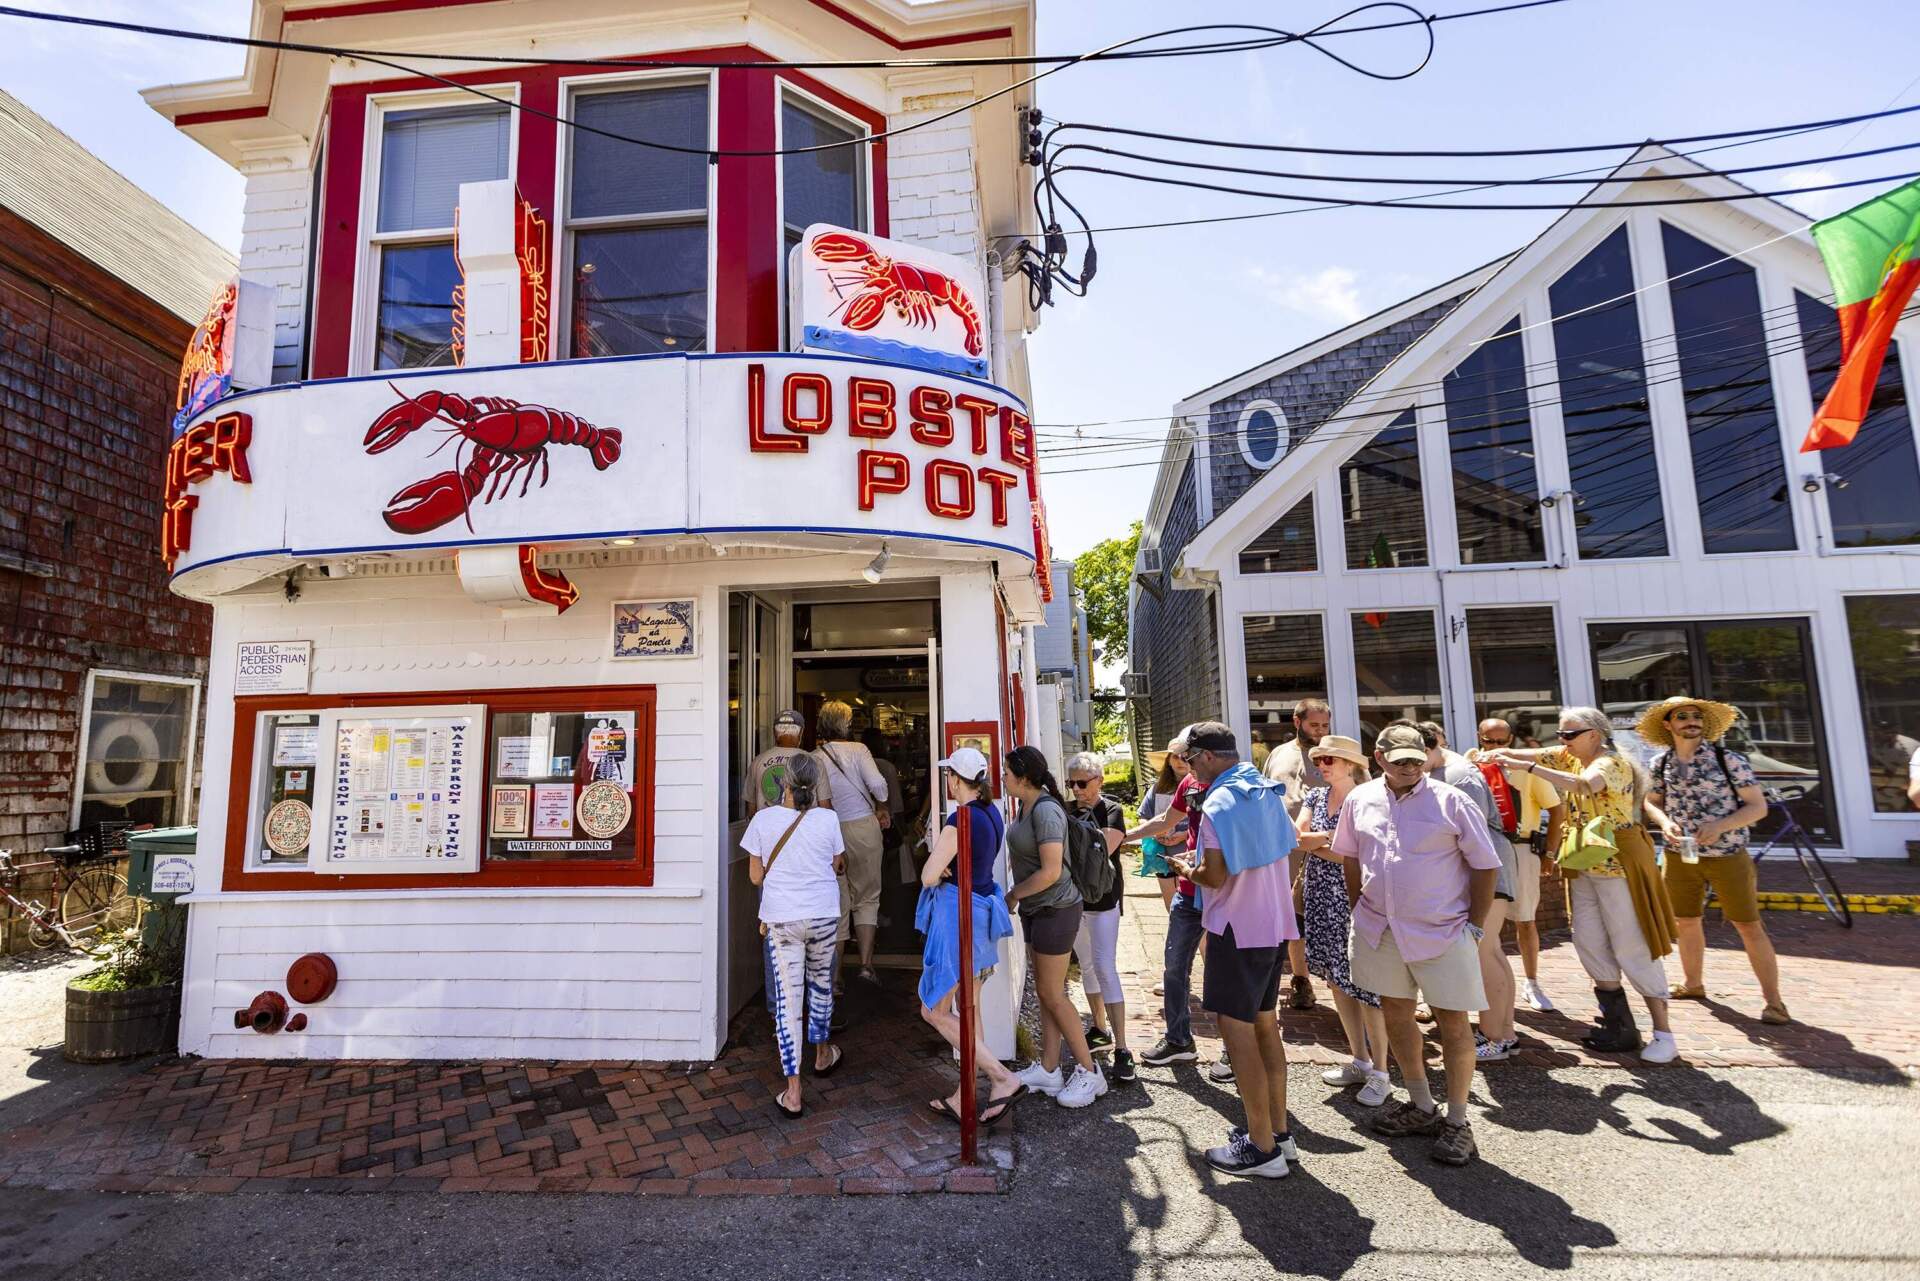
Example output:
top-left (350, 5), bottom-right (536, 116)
top-left (1755, 892), bottom-right (1918, 914)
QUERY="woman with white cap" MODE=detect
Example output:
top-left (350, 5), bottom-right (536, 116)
top-left (916, 746), bottom-right (1022, 1124)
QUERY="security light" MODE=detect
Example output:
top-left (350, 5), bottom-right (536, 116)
top-left (861, 544), bottom-right (892, 585)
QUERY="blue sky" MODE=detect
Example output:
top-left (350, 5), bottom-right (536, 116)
top-left (3, 1), bottom-right (1915, 558)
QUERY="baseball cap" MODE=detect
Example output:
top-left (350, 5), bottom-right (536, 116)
top-left (1377, 724), bottom-right (1428, 764)
top-left (1185, 722), bottom-right (1237, 753)
top-left (936, 746), bottom-right (990, 781)
top-left (774, 709), bottom-right (805, 730)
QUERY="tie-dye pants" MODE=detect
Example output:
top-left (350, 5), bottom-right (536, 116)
top-left (764, 916), bottom-right (839, 1078)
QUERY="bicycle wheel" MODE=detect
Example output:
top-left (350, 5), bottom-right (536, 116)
top-left (25, 909), bottom-right (62, 949)
top-left (1793, 836), bottom-right (1852, 929)
top-left (60, 865), bottom-right (138, 942)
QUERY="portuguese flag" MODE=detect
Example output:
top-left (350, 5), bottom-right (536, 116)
top-left (1802, 178), bottom-right (1920, 452)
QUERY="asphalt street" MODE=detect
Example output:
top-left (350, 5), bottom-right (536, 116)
top-left (5, 1061), bottom-right (1915, 1280)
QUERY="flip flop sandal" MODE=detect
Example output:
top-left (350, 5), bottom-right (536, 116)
top-left (979, 1084), bottom-right (1028, 1124)
top-left (774, 1093), bottom-right (805, 1119)
top-left (927, 1097), bottom-right (962, 1124)
top-left (813, 1045), bottom-right (845, 1078)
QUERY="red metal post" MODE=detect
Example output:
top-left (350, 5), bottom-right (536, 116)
top-left (955, 786), bottom-right (977, 1164)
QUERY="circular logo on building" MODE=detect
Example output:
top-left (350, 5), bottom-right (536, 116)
top-left (264, 799), bottom-right (313, 857)
top-left (576, 780), bottom-right (632, 839)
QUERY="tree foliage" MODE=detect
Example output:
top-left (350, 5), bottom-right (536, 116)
top-left (1073, 520), bottom-right (1141, 669)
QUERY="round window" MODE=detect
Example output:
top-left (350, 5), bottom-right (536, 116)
top-left (1237, 399), bottom-right (1289, 471)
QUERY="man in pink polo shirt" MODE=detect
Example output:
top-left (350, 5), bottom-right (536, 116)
top-left (1330, 724), bottom-right (1500, 1166)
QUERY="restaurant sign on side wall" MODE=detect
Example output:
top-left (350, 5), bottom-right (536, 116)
top-left (789, 225), bottom-right (989, 380)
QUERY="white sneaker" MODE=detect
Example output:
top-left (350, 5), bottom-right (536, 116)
top-left (1017, 1062), bottom-right (1065, 1096)
top-left (1205, 1134), bottom-right (1290, 1178)
top-left (1208, 1057), bottom-right (1235, 1083)
top-left (1321, 1060), bottom-right (1371, 1087)
top-left (1056, 1065), bottom-right (1106, 1108)
top-left (1356, 1072), bottom-right (1392, 1107)
top-left (1640, 1031), bottom-right (1679, 1065)
top-left (1523, 979), bottom-right (1555, 1012)
top-left (1475, 1038), bottom-right (1514, 1063)
top-left (1227, 1126), bottom-right (1300, 1162)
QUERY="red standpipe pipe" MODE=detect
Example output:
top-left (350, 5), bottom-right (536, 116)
top-left (955, 790), bottom-right (977, 1164)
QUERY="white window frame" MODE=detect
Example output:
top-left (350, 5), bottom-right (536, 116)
top-left (69, 669), bottom-right (202, 830)
top-left (775, 81), bottom-right (874, 348)
top-left (553, 69), bottom-right (718, 360)
top-left (1235, 398), bottom-right (1289, 472)
top-left (350, 87), bottom-right (521, 376)
top-left (1335, 402), bottom-right (1432, 573)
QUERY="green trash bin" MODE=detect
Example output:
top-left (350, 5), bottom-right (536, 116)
top-left (125, 826), bottom-right (197, 951)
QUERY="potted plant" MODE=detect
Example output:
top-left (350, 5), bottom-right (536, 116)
top-left (65, 926), bottom-right (184, 1064)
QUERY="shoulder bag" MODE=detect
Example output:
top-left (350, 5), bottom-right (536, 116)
top-left (1557, 810), bottom-right (1619, 871)
top-left (756, 813), bottom-right (807, 937)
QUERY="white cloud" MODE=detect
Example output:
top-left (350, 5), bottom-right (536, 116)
top-left (1781, 168), bottom-right (1845, 219)
top-left (1246, 264), bottom-right (1368, 325)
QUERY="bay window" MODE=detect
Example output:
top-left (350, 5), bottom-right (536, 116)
top-left (565, 82), bottom-right (711, 357)
top-left (370, 104), bottom-right (510, 369)
top-left (781, 92), bottom-right (867, 254)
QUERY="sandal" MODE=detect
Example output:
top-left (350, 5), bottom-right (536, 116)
top-left (774, 1091), bottom-right (805, 1119)
top-left (1670, 983), bottom-right (1707, 1001)
top-left (979, 1084), bottom-right (1028, 1124)
top-left (813, 1044), bottom-right (845, 1077)
top-left (927, 1097), bottom-right (962, 1124)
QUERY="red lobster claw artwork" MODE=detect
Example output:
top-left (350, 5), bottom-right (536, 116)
top-left (362, 384), bottom-right (622, 535)
top-left (809, 232), bottom-right (984, 356)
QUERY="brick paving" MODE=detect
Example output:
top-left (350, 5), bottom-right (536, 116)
top-left (4, 873), bottom-right (1915, 1198)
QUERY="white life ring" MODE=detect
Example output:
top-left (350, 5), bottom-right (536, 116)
top-left (84, 716), bottom-right (161, 795)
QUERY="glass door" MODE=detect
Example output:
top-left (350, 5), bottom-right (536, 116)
top-left (1589, 617), bottom-right (1837, 843)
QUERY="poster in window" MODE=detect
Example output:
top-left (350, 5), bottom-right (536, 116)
top-left (531, 783), bottom-right (575, 838)
top-left (576, 779), bottom-right (632, 839)
top-left (490, 784), bottom-right (530, 836)
top-left (581, 711), bottom-right (635, 788)
top-left (495, 735), bottom-right (539, 778)
top-left (272, 723), bottom-right (319, 768)
top-left (315, 704), bottom-right (484, 874)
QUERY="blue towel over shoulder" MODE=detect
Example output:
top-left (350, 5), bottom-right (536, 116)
top-left (916, 881), bottom-right (1013, 1009)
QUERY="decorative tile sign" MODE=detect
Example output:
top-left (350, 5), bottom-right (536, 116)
top-left (612, 599), bottom-right (697, 659)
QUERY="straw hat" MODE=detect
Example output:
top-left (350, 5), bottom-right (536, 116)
top-left (1308, 734), bottom-right (1368, 769)
top-left (1635, 696), bottom-right (1740, 748)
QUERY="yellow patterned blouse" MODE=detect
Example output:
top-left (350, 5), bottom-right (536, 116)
top-left (1539, 749), bottom-right (1636, 877)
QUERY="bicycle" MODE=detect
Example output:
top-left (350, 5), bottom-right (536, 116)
top-left (0, 844), bottom-right (139, 949)
top-left (1741, 786), bottom-right (1851, 929)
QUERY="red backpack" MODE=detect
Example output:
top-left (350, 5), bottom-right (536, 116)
top-left (1476, 760), bottom-right (1520, 837)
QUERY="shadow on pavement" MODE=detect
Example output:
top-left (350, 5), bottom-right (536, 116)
top-left (1475, 1062), bottom-right (1792, 1155)
top-left (1381, 1133), bottom-right (1618, 1270)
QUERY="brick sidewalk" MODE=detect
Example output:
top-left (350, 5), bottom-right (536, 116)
top-left (0, 980), bottom-right (1012, 1197)
top-left (1113, 876), bottom-right (1920, 1072)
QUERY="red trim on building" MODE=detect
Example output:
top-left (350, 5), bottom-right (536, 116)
top-left (176, 105), bottom-right (272, 126)
top-left (284, 0), bottom-right (510, 22)
top-left (803, 0), bottom-right (1013, 52)
top-left (308, 44), bottom-right (891, 375)
top-left (221, 684), bottom-right (657, 891)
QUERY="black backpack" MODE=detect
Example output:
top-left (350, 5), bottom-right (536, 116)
top-left (1038, 793), bottom-right (1116, 904)
top-left (1655, 744), bottom-right (1738, 798)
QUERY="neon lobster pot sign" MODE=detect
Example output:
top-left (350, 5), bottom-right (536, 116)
top-left (789, 225), bottom-right (989, 381)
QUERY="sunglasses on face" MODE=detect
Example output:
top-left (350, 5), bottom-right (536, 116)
top-left (1479, 735), bottom-right (1512, 746)
top-left (1668, 711), bottom-right (1705, 723)
top-left (1556, 728), bottom-right (1594, 741)
top-left (1069, 777), bottom-right (1100, 789)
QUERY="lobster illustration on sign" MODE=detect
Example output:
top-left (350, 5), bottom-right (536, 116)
top-left (362, 384), bottom-right (623, 534)
top-left (810, 231), bottom-right (984, 356)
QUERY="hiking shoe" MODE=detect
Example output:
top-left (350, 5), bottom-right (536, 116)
top-left (1322, 1060), bottom-right (1371, 1087)
top-left (1475, 1038), bottom-right (1514, 1063)
top-left (1208, 1057), bottom-right (1235, 1083)
top-left (1760, 1001), bottom-right (1792, 1025)
top-left (1141, 1037), bottom-right (1198, 1066)
top-left (1288, 975), bottom-right (1317, 1010)
top-left (1055, 1065), bottom-right (1107, 1108)
top-left (1370, 1100), bottom-right (1444, 1138)
top-left (1084, 1025), bottom-right (1114, 1050)
top-left (1111, 1049), bottom-right (1138, 1084)
top-left (1432, 1121), bottom-right (1477, 1166)
top-left (1205, 1133), bottom-right (1290, 1179)
top-left (1227, 1127), bottom-right (1300, 1162)
top-left (1356, 1072), bottom-right (1393, 1108)
top-left (1523, 979), bottom-right (1555, 1012)
top-left (1016, 1062), bottom-right (1065, 1096)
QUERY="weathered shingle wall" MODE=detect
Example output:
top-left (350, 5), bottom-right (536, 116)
top-left (1131, 458), bottom-right (1219, 753)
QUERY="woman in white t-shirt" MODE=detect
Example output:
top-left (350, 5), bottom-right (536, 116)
top-left (743, 753), bottom-right (846, 1117)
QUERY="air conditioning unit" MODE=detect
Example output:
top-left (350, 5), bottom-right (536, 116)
top-left (1122, 670), bottom-right (1150, 697)
top-left (1137, 546), bottom-right (1163, 575)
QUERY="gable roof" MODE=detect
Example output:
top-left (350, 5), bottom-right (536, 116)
top-left (1173, 144), bottom-right (1831, 577)
top-left (0, 89), bottom-right (236, 325)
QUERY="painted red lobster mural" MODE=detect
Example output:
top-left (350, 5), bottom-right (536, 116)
top-left (362, 384), bottom-right (622, 534)
top-left (810, 231), bottom-right (984, 357)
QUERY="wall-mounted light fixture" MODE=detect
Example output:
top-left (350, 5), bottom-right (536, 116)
top-left (861, 543), bottom-right (892, 585)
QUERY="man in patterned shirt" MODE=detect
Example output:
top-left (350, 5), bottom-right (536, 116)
top-left (1638, 697), bottom-right (1788, 1025)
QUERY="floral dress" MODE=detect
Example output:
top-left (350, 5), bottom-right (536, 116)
top-left (1299, 785), bottom-right (1378, 1007)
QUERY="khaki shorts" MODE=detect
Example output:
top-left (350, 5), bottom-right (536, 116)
top-left (1350, 924), bottom-right (1487, 1013)
top-left (1511, 846), bottom-right (1543, 923)
top-left (1664, 850), bottom-right (1760, 923)
top-left (839, 815), bottom-right (886, 928)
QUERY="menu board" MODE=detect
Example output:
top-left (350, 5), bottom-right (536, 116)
top-left (316, 704), bottom-right (485, 874)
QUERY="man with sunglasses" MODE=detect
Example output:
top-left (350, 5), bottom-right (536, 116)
top-left (1469, 717), bottom-right (1565, 1013)
top-left (1065, 754), bottom-right (1134, 1083)
top-left (1639, 697), bottom-right (1788, 1025)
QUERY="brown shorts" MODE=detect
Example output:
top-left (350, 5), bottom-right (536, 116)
top-left (1664, 850), bottom-right (1760, 923)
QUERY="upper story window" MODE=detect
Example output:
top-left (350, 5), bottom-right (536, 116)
top-left (1238, 494), bottom-right (1317, 574)
top-left (1235, 399), bottom-right (1288, 471)
top-left (1341, 409), bottom-right (1427, 569)
top-left (1550, 226), bottom-right (1667, 560)
top-left (371, 103), bottom-right (511, 369)
top-left (566, 82), bottom-right (711, 357)
top-left (1798, 290), bottom-right (1920, 548)
top-left (781, 93), bottom-right (867, 256)
top-left (1444, 318), bottom-right (1545, 564)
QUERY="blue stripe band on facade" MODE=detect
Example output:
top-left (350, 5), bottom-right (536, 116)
top-left (800, 327), bottom-right (989, 380)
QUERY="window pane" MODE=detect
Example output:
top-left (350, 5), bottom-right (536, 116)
top-left (792, 600), bottom-right (938, 650)
top-left (1846, 594), bottom-right (1920, 812)
top-left (1551, 226), bottom-right (1668, 559)
top-left (79, 677), bottom-right (191, 830)
top-left (570, 86), bottom-right (708, 220)
top-left (1244, 614), bottom-right (1327, 758)
top-left (255, 712), bottom-right (319, 865)
top-left (782, 100), bottom-right (863, 232)
top-left (1351, 610), bottom-right (1443, 754)
top-left (1238, 495), bottom-right (1317, 574)
top-left (486, 711), bottom-right (640, 862)
top-left (1662, 225), bottom-right (1794, 553)
top-left (1466, 607), bottom-right (1561, 747)
top-left (1701, 621), bottom-right (1835, 842)
top-left (1444, 320), bottom-right (1544, 564)
top-left (1799, 291), bottom-right (1920, 547)
top-left (378, 105), bottom-right (509, 234)
top-left (570, 224), bottom-right (708, 356)
top-left (375, 242), bottom-right (460, 369)
top-left (1342, 409), bottom-right (1427, 568)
